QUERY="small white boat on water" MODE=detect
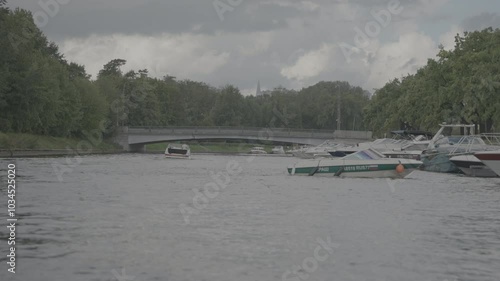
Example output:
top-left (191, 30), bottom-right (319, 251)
top-left (165, 144), bottom-right (191, 159)
top-left (250, 146), bottom-right (268, 154)
top-left (474, 151), bottom-right (500, 177)
top-left (287, 148), bottom-right (422, 178)
top-left (271, 146), bottom-right (285, 154)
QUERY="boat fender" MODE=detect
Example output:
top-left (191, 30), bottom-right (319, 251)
top-left (396, 163), bottom-right (405, 174)
top-left (291, 166), bottom-right (296, 175)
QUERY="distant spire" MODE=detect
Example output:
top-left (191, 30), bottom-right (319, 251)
top-left (256, 80), bottom-right (262, 96)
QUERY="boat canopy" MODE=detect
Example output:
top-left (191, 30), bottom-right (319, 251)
top-left (434, 135), bottom-right (486, 146)
top-left (343, 148), bottom-right (386, 160)
top-left (252, 146), bottom-right (265, 150)
top-left (168, 143), bottom-right (190, 149)
top-left (391, 130), bottom-right (433, 139)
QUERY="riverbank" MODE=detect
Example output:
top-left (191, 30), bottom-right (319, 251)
top-left (0, 133), bottom-right (298, 158)
top-left (0, 132), bottom-right (123, 158)
top-left (0, 149), bottom-right (125, 158)
top-left (0, 133), bottom-right (293, 158)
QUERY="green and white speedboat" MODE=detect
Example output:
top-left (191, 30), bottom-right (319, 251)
top-left (287, 148), bottom-right (422, 178)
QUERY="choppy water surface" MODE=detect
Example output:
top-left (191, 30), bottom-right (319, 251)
top-left (1, 154), bottom-right (500, 281)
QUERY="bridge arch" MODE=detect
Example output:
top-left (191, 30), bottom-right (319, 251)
top-left (114, 126), bottom-right (372, 152)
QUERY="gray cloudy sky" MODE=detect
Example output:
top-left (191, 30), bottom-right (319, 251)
top-left (8, 0), bottom-right (500, 95)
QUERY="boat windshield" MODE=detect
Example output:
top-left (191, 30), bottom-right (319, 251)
top-left (403, 143), bottom-right (428, 150)
top-left (436, 135), bottom-right (487, 146)
top-left (343, 149), bottom-right (385, 160)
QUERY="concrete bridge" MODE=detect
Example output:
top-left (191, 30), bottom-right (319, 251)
top-left (114, 126), bottom-right (373, 152)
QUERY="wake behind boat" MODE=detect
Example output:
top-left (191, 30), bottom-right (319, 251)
top-left (288, 148), bottom-right (422, 178)
top-left (165, 144), bottom-right (191, 159)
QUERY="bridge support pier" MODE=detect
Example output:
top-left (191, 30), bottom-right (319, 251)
top-left (129, 144), bottom-right (146, 153)
top-left (113, 127), bottom-right (130, 151)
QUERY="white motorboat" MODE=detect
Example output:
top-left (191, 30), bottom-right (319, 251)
top-left (329, 138), bottom-right (429, 159)
top-left (474, 151), bottom-right (500, 177)
top-left (421, 124), bottom-right (500, 173)
top-left (271, 146), bottom-right (285, 154)
top-left (287, 145), bottom-right (309, 156)
top-left (288, 148), bottom-right (422, 178)
top-left (293, 140), bottom-right (340, 159)
top-left (165, 144), bottom-right (191, 159)
top-left (449, 154), bottom-right (498, 177)
top-left (290, 146), bottom-right (313, 158)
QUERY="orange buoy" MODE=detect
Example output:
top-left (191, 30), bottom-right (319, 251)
top-left (396, 164), bottom-right (405, 174)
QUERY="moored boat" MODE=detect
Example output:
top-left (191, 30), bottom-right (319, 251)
top-left (250, 146), bottom-right (268, 154)
top-left (294, 140), bottom-right (340, 159)
top-left (419, 124), bottom-right (499, 173)
top-left (328, 138), bottom-right (428, 159)
top-left (287, 148), bottom-right (422, 178)
top-left (474, 151), bottom-right (500, 177)
top-left (271, 146), bottom-right (285, 154)
top-left (449, 154), bottom-right (498, 177)
top-left (165, 144), bottom-right (191, 159)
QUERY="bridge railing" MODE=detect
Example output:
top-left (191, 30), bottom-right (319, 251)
top-left (127, 126), bottom-right (337, 138)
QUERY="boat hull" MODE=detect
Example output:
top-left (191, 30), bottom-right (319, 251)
top-left (292, 151), bottom-right (314, 159)
top-left (474, 152), bottom-right (500, 177)
top-left (450, 155), bottom-right (498, 177)
top-left (250, 151), bottom-right (268, 154)
top-left (165, 154), bottom-right (190, 159)
top-left (165, 146), bottom-right (190, 159)
top-left (287, 159), bottom-right (421, 178)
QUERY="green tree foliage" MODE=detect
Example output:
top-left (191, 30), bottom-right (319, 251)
top-left (211, 85), bottom-right (245, 126)
top-left (365, 28), bottom-right (500, 136)
top-left (98, 59), bottom-right (127, 79)
top-left (298, 81), bottom-right (369, 130)
top-left (3, 1), bottom-right (500, 142)
top-left (0, 0), bottom-right (374, 141)
top-left (0, 5), bottom-right (110, 137)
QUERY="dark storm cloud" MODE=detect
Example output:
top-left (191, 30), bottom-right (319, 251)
top-left (7, 0), bottom-right (429, 40)
top-left (8, 0), bottom-right (319, 39)
top-left (6, 0), bottom-right (477, 92)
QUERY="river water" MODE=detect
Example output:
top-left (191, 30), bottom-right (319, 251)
top-left (1, 154), bottom-right (500, 281)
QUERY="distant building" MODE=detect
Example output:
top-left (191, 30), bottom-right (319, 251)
top-left (256, 81), bottom-right (272, 96)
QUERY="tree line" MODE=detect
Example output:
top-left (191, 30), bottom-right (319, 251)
top-left (1, 2), bottom-right (499, 140)
top-left (365, 27), bottom-right (500, 136)
top-left (0, 3), bottom-right (369, 139)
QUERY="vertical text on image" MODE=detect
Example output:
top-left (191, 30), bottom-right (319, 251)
top-left (6, 163), bottom-right (17, 274)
